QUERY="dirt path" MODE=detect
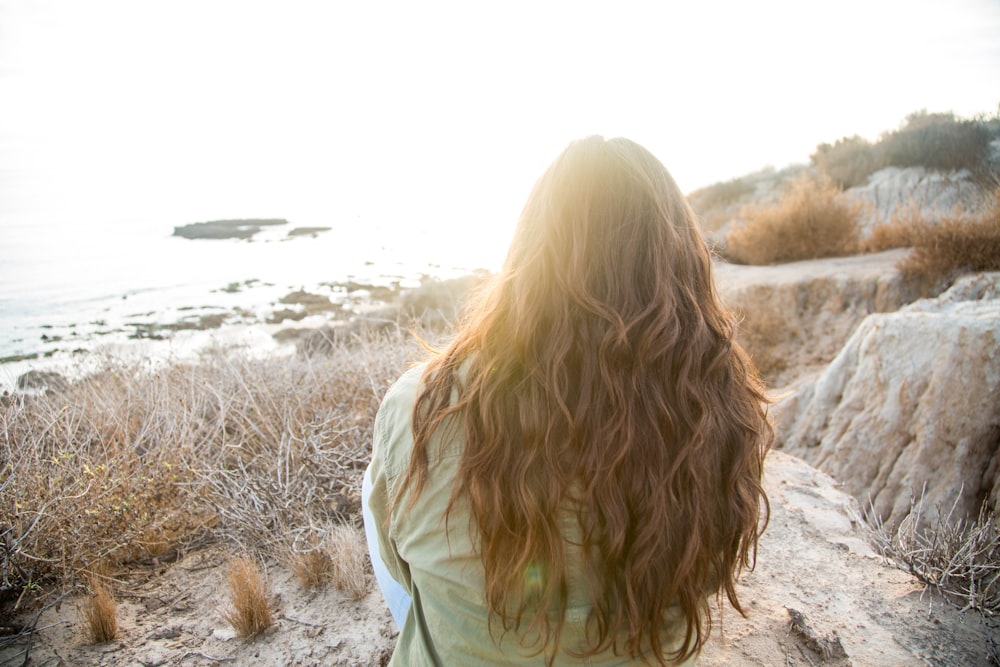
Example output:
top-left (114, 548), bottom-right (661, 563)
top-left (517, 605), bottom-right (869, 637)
top-left (3, 452), bottom-right (993, 666)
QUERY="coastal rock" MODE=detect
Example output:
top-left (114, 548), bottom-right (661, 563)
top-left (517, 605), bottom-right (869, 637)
top-left (290, 273), bottom-right (487, 356)
top-left (773, 272), bottom-right (1000, 528)
top-left (714, 249), bottom-right (923, 389)
top-left (173, 218), bottom-right (288, 240)
top-left (15, 370), bottom-right (68, 393)
top-left (846, 166), bottom-right (991, 239)
top-left (287, 226), bottom-right (332, 237)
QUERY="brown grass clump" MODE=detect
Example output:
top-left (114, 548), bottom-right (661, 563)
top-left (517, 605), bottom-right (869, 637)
top-left (724, 176), bottom-right (860, 265)
top-left (866, 186), bottom-right (1000, 282)
top-left (80, 579), bottom-right (118, 644)
top-left (287, 524), bottom-right (370, 597)
top-left (289, 546), bottom-right (334, 591)
top-left (327, 524), bottom-right (370, 600)
top-left (223, 556), bottom-right (273, 638)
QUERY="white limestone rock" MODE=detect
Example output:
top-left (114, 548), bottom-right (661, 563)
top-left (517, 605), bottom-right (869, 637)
top-left (846, 166), bottom-right (991, 239)
top-left (773, 272), bottom-right (1000, 528)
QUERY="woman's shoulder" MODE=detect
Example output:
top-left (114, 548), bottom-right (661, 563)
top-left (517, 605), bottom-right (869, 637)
top-left (381, 363), bottom-right (427, 407)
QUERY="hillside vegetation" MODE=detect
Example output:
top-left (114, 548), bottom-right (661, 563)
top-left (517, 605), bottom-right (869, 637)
top-left (1, 333), bottom-right (419, 624)
top-left (690, 110), bottom-right (1000, 281)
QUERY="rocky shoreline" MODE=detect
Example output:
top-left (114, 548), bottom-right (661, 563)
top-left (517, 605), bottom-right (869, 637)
top-left (1, 272), bottom-right (486, 393)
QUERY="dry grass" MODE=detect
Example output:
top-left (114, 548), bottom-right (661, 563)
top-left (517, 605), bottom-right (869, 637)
top-left (80, 579), bottom-right (118, 643)
top-left (866, 186), bottom-right (1000, 282)
top-left (863, 494), bottom-right (1000, 616)
top-left (223, 556), bottom-right (273, 638)
top-left (289, 546), bottom-right (335, 591)
top-left (327, 524), bottom-right (370, 600)
top-left (732, 304), bottom-right (793, 382)
top-left (724, 176), bottom-right (861, 265)
top-left (0, 329), bottom-right (420, 619)
top-left (286, 523), bottom-right (369, 598)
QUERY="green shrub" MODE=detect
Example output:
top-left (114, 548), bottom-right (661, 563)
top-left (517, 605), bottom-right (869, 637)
top-left (877, 110), bottom-right (992, 173)
top-left (811, 135), bottom-right (879, 189)
top-left (724, 176), bottom-right (860, 265)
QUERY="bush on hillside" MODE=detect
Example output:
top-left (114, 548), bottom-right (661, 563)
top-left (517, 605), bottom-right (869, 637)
top-left (811, 135), bottom-right (878, 189)
top-left (811, 111), bottom-right (996, 191)
top-left (687, 174), bottom-right (759, 231)
top-left (878, 110), bottom-right (992, 173)
top-left (723, 176), bottom-right (860, 265)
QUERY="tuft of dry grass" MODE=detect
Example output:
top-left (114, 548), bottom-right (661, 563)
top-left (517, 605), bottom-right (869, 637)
top-left (223, 556), bottom-right (273, 638)
top-left (724, 176), bottom-right (860, 265)
top-left (866, 186), bottom-right (1000, 282)
top-left (863, 493), bottom-right (1000, 615)
top-left (327, 524), bottom-right (370, 600)
top-left (80, 579), bottom-right (118, 644)
top-left (289, 545), bottom-right (334, 591)
top-left (287, 523), bottom-right (370, 597)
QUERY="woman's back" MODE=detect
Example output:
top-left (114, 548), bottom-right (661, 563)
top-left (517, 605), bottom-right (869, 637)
top-left (366, 136), bottom-right (771, 665)
top-left (369, 365), bottom-right (696, 665)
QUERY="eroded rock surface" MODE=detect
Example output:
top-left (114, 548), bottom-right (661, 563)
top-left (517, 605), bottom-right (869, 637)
top-left (715, 249), bottom-right (923, 389)
top-left (846, 166), bottom-right (992, 238)
top-left (773, 272), bottom-right (1000, 527)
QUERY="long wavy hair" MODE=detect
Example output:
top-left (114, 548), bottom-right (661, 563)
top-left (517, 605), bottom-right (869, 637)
top-left (397, 136), bottom-right (771, 664)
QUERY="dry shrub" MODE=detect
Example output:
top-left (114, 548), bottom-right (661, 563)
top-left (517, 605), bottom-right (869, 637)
top-left (898, 191), bottom-right (1000, 281)
top-left (0, 364), bottom-right (213, 601)
top-left (864, 495), bottom-right (1000, 615)
top-left (223, 556), bottom-right (273, 637)
top-left (1, 328), bottom-right (419, 610)
top-left (80, 579), bottom-right (117, 643)
top-left (865, 187), bottom-right (1000, 282)
top-left (327, 524), bottom-right (370, 600)
top-left (724, 176), bottom-right (860, 265)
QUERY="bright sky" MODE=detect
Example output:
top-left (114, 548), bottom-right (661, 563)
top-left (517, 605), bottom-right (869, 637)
top-left (1, 0), bottom-right (998, 241)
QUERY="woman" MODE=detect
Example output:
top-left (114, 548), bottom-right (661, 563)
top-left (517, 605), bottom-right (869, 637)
top-left (364, 136), bottom-right (771, 665)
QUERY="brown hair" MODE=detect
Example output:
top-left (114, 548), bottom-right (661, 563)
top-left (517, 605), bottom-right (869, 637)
top-left (398, 136), bottom-right (771, 664)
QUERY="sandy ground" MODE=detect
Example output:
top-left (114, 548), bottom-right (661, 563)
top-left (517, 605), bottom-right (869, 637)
top-left (2, 452), bottom-right (994, 666)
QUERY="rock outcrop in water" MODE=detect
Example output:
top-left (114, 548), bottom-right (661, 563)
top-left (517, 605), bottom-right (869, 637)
top-left (173, 218), bottom-right (289, 240)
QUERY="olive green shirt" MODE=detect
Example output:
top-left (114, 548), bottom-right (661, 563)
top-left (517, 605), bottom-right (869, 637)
top-left (368, 365), bottom-right (694, 666)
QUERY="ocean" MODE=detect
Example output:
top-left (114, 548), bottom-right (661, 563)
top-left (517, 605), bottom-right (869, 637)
top-left (0, 203), bottom-right (508, 391)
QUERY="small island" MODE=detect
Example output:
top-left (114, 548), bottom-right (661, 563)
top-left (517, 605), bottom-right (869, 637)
top-left (173, 218), bottom-right (290, 240)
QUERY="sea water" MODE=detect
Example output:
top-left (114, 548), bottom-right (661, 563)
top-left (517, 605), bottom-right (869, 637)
top-left (0, 203), bottom-right (507, 390)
